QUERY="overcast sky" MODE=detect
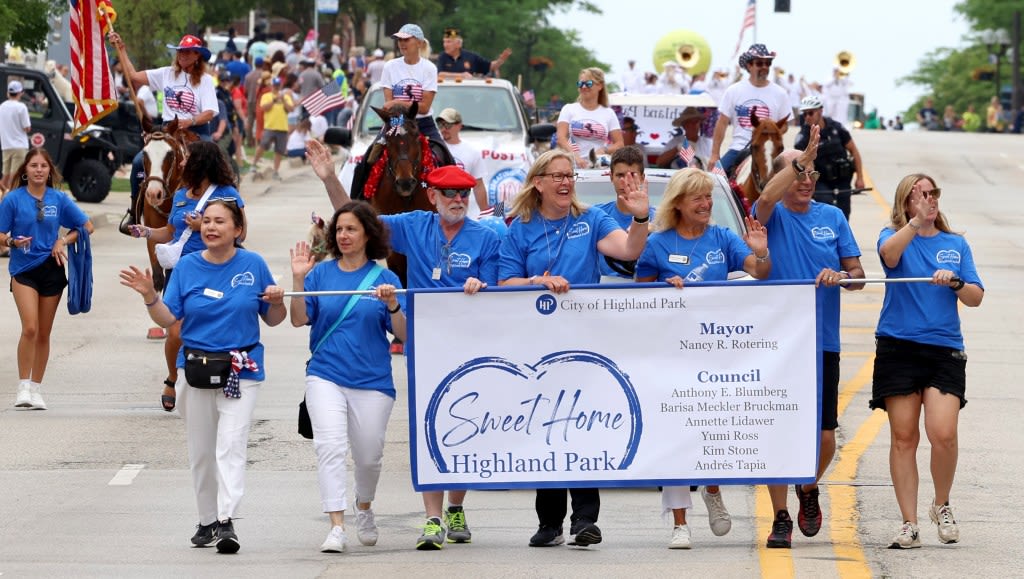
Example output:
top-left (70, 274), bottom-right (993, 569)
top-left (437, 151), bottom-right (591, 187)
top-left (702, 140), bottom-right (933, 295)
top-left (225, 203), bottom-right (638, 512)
top-left (549, 0), bottom-right (974, 118)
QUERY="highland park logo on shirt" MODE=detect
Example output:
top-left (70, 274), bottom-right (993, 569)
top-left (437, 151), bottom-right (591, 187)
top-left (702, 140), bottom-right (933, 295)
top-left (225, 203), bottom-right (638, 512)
top-left (566, 221), bottom-right (591, 240)
top-left (231, 272), bottom-right (255, 287)
top-left (705, 249), bottom-right (726, 265)
top-left (936, 249), bottom-right (961, 264)
top-left (810, 226), bottom-right (836, 240)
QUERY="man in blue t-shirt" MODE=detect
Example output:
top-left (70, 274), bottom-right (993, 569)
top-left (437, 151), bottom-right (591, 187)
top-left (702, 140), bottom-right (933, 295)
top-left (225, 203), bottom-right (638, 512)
top-left (752, 127), bottom-right (865, 549)
top-left (592, 145), bottom-right (655, 279)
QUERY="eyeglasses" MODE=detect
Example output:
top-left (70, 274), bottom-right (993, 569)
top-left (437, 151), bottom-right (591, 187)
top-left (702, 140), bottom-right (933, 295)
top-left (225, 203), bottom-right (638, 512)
top-left (750, 59), bottom-right (773, 68)
top-left (540, 172), bottom-right (578, 183)
top-left (438, 188), bottom-right (471, 198)
top-left (916, 188), bottom-right (941, 199)
top-left (576, 80), bottom-right (595, 89)
top-left (796, 170), bottom-right (821, 182)
top-left (35, 197), bottom-right (45, 221)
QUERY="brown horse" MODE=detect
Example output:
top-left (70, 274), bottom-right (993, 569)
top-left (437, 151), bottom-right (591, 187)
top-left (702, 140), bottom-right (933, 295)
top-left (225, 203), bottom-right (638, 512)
top-left (362, 101), bottom-right (437, 289)
top-left (734, 112), bottom-right (788, 206)
top-left (137, 119), bottom-right (196, 291)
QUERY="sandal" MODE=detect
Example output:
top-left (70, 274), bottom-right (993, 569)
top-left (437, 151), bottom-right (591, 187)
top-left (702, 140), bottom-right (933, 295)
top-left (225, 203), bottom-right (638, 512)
top-left (161, 379), bottom-right (176, 412)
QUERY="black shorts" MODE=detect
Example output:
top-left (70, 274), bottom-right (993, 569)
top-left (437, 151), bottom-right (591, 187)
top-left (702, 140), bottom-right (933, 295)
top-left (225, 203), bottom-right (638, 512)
top-left (821, 351), bottom-right (840, 430)
top-left (870, 336), bottom-right (967, 411)
top-left (11, 257), bottom-right (67, 297)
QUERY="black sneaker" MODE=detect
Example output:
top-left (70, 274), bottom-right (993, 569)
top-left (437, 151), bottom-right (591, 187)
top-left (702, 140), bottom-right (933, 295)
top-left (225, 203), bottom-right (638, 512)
top-left (215, 519), bottom-right (240, 554)
top-left (795, 484), bottom-right (822, 537)
top-left (766, 510), bottom-right (794, 548)
top-left (191, 521), bottom-right (218, 547)
top-left (528, 525), bottom-right (564, 547)
top-left (569, 521), bottom-right (602, 547)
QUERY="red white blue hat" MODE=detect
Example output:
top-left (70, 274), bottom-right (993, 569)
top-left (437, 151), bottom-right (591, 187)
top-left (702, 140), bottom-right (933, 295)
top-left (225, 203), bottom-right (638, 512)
top-left (738, 43), bottom-right (776, 68)
top-left (166, 35), bottom-right (211, 61)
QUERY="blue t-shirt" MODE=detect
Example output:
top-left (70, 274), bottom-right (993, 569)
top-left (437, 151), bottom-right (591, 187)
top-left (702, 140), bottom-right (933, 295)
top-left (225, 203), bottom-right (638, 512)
top-left (875, 227), bottom-right (983, 350)
top-left (0, 187), bottom-right (89, 276)
top-left (381, 211), bottom-right (501, 288)
top-left (593, 200), bottom-right (655, 278)
top-left (304, 261), bottom-right (406, 398)
top-left (754, 200), bottom-right (860, 352)
top-left (499, 207), bottom-right (621, 284)
top-left (636, 225), bottom-right (750, 282)
top-left (168, 185), bottom-right (246, 257)
top-left (163, 249), bottom-right (274, 379)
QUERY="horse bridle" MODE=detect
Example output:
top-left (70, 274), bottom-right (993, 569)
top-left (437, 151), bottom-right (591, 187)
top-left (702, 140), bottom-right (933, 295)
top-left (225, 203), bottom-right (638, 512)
top-left (139, 131), bottom-right (187, 216)
top-left (748, 132), bottom-right (780, 194)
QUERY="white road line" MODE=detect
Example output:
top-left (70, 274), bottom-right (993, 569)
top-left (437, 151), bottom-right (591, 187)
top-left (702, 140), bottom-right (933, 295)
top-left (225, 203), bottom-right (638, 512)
top-left (108, 463), bottom-right (146, 486)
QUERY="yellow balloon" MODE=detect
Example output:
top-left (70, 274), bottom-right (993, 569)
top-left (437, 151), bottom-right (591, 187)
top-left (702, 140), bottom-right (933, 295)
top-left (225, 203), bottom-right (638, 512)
top-left (652, 30), bottom-right (712, 76)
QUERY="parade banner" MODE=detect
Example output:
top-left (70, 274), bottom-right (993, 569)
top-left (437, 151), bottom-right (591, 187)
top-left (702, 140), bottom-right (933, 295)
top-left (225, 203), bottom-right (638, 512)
top-left (408, 282), bottom-right (822, 490)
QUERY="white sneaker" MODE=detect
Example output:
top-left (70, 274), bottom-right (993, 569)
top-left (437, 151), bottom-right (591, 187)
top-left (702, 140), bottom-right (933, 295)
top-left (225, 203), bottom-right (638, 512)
top-left (889, 521), bottom-right (921, 549)
top-left (355, 508), bottom-right (378, 546)
top-left (29, 384), bottom-right (47, 410)
top-left (701, 487), bottom-right (732, 536)
top-left (669, 524), bottom-right (692, 549)
top-left (929, 502), bottom-right (960, 544)
top-left (321, 525), bottom-right (346, 553)
top-left (15, 382), bottom-right (32, 408)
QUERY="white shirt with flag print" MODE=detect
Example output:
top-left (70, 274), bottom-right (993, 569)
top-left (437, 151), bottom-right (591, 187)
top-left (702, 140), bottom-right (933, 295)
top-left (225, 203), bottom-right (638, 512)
top-left (380, 57), bottom-right (437, 118)
top-left (557, 102), bottom-right (620, 159)
top-left (717, 79), bottom-right (790, 151)
top-left (145, 67), bottom-right (217, 121)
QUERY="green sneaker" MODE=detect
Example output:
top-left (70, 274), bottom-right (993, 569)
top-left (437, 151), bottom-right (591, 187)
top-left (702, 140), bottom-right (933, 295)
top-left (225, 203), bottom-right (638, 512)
top-left (416, 517), bottom-right (445, 550)
top-left (445, 506), bottom-right (472, 543)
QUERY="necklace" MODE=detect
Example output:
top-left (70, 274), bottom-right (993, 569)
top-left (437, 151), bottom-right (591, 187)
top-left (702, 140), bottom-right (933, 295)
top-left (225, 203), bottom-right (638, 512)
top-left (541, 213), bottom-right (572, 272)
top-left (669, 225), bottom-right (707, 267)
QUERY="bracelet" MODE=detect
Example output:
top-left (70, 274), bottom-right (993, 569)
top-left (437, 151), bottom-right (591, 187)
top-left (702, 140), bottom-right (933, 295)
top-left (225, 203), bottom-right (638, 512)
top-left (632, 214), bottom-right (650, 224)
top-left (144, 296), bottom-right (160, 307)
top-left (907, 219), bottom-right (921, 231)
top-left (755, 248), bottom-right (770, 263)
top-left (387, 303), bottom-right (401, 314)
top-left (529, 275), bottom-right (540, 285)
top-left (950, 279), bottom-right (965, 291)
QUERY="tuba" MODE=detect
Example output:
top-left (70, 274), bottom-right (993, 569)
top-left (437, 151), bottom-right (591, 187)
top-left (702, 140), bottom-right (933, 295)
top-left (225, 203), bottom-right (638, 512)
top-left (835, 51), bottom-right (855, 77)
top-left (676, 44), bottom-right (701, 71)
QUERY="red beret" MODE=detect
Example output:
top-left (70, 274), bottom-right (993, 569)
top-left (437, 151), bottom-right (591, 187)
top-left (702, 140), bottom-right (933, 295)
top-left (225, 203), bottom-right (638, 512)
top-left (425, 165), bottom-right (476, 189)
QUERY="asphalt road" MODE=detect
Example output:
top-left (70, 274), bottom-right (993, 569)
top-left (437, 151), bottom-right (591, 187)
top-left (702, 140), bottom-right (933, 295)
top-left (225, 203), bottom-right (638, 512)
top-left (0, 130), bottom-right (1021, 578)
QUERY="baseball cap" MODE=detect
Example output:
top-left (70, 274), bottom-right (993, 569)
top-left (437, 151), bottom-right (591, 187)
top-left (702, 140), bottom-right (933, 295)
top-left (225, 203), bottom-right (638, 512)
top-left (271, 77), bottom-right (282, 86)
top-left (372, 48), bottom-right (384, 58)
top-left (8, 80), bottom-right (23, 94)
top-left (436, 108), bottom-right (462, 125)
top-left (425, 165), bottom-right (476, 189)
top-left (254, 56), bottom-right (265, 66)
top-left (392, 23), bottom-right (425, 40)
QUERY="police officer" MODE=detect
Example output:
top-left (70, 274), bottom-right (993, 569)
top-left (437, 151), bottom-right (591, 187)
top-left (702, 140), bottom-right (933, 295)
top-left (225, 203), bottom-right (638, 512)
top-left (437, 28), bottom-right (511, 77)
top-left (793, 95), bottom-right (864, 220)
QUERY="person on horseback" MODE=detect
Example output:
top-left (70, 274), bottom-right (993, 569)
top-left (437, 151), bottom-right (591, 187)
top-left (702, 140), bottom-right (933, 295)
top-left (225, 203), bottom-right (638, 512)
top-left (708, 44), bottom-right (790, 175)
top-left (107, 33), bottom-right (220, 230)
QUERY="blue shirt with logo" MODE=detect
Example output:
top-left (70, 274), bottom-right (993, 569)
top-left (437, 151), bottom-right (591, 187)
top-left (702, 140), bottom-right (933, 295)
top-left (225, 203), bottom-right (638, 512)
top-left (636, 225), bottom-right (750, 282)
top-left (0, 187), bottom-right (89, 276)
top-left (593, 200), bottom-right (655, 278)
top-left (303, 260), bottom-right (405, 398)
top-left (500, 206), bottom-right (621, 284)
top-left (168, 185), bottom-right (246, 257)
top-left (163, 249), bottom-right (274, 380)
top-left (754, 200), bottom-right (859, 352)
top-left (381, 211), bottom-right (501, 288)
top-left (875, 227), bottom-right (983, 350)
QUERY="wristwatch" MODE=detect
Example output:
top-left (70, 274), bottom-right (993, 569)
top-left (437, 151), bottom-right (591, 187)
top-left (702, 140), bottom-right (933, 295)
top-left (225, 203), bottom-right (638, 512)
top-left (791, 158), bottom-right (806, 173)
top-left (6, 237), bottom-right (15, 248)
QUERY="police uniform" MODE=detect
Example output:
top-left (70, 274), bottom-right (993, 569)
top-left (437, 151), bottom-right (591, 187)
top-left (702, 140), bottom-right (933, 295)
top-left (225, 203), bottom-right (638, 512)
top-left (795, 117), bottom-right (856, 218)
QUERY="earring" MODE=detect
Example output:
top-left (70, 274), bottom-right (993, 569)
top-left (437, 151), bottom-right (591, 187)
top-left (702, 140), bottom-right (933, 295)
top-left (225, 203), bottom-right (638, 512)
top-left (22, 174), bottom-right (28, 181)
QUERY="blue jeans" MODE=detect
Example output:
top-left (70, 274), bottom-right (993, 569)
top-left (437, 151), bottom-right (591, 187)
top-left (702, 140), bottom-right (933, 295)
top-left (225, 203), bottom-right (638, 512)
top-left (720, 149), bottom-right (742, 175)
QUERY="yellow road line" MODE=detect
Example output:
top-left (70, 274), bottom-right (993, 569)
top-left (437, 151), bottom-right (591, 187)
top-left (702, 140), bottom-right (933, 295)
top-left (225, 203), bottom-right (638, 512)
top-left (838, 354), bottom-right (875, 418)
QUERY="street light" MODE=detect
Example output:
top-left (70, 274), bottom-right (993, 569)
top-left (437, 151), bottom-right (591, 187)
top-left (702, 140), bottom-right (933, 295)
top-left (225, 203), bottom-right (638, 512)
top-left (980, 28), bottom-right (1012, 98)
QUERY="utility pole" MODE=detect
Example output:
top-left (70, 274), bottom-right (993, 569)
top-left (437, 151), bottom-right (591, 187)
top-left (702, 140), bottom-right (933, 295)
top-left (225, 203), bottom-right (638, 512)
top-left (1013, 11), bottom-right (1021, 114)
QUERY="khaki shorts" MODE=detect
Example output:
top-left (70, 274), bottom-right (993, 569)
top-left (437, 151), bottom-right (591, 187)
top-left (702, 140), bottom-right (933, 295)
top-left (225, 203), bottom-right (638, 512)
top-left (3, 148), bottom-right (28, 175)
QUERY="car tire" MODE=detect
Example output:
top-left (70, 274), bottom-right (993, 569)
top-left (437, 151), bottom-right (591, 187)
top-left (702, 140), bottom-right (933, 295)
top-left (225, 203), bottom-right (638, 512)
top-left (68, 159), bottom-right (112, 203)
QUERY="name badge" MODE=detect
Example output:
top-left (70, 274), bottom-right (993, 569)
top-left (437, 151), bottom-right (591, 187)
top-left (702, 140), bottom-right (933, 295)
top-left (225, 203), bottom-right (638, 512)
top-left (431, 267), bottom-right (442, 280)
top-left (175, 201), bottom-right (186, 207)
top-left (203, 288), bottom-right (224, 299)
top-left (668, 254), bottom-right (690, 265)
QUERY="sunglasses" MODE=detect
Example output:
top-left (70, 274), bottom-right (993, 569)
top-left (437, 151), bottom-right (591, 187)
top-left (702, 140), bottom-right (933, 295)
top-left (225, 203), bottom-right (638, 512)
top-left (796, 170), bottom-right (821, 182)
top-left (576, 80), bottom-right (595, 89)
top-left (208, 197), bottom-right (239, 204)
top-left (438, 189), bottom-right (471, 198)
top-left (914, 188), bottom-right (941, 199)
top-left (440, 242), bottom-right (453, 275)
top-left (750, 59), bottom-right (773, 68)
top-left (36, 197), bottom-right (45, 221)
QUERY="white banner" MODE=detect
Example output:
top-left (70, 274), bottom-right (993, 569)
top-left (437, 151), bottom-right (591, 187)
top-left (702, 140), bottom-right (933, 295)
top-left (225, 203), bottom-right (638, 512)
top-left (408, 282), bottom-right (822, 490)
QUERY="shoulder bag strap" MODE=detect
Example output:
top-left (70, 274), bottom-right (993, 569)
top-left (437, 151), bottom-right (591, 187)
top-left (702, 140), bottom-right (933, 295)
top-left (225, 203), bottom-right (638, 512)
top-left (311, 263), bottom-right (384, 355)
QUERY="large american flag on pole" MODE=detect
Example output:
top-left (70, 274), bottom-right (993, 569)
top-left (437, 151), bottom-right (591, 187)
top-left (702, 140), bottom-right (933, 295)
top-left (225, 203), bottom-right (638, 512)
top-left (732, 0), bottom-right (757, 58)
top-left (69, 0), bottom-right (118, 135)
top-left (301, 78), bottom-right (348, 117)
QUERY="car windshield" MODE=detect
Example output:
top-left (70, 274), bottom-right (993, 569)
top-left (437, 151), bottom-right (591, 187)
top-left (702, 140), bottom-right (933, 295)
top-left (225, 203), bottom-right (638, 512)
top-left (360, 85), bottom-right (524, 135)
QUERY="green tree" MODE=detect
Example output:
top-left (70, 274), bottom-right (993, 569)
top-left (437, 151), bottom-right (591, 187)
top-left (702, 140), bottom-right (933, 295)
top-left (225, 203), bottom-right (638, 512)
top-left (0, 0), bottom-right (63, 56)
top-left (955, 0), bottom-right (1024, 29)
top-left (114, 1), bottom-right (197, 70)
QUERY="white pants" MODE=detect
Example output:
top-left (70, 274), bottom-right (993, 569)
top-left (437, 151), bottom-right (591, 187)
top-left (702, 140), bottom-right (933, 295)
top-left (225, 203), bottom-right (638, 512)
top-left (661, 485), bottom-right (695, 512)
top-left (177, 377), bottom-right (261, 525)
top-left (305, 375), bottom-right (394, 513)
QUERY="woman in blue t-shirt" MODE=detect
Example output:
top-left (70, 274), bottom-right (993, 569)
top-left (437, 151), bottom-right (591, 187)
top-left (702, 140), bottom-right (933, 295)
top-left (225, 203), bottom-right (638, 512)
top-left (121, 199), bottom-right (285, 553)
top-left (871, 174), bottom-right (984, 550)
top-left (129, 141), bottom-right (247, 412)
top-left (635, 168), bottom-right (769, 548)
top-left (498, 148), bottom-right (650, 548)
top-left (0, 148), bottom-right (93, 410)
top-left (289, 201), bottom-right (406, 553)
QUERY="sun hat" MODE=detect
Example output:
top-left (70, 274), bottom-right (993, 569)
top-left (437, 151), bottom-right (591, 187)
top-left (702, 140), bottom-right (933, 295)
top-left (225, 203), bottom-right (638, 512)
top-left (166, 34), bottom-right (211, 61)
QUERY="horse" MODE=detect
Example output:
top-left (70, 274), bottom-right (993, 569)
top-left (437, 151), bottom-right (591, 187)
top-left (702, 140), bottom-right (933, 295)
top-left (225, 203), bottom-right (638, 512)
top-left (137, 118), bottom-right (197, 292)
top-left (733, 112), bottom-right (788, 207)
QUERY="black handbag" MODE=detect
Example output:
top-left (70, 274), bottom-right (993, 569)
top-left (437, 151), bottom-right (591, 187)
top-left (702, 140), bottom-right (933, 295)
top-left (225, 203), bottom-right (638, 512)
top-left (298, 398), bottom-right (313, 439)
top-left (184, 348), bottom-right (233, 389)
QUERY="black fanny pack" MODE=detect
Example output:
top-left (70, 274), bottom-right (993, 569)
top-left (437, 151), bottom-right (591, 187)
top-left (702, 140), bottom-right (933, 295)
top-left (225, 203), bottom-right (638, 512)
top-left (184, 343), bottom-right (257, 389)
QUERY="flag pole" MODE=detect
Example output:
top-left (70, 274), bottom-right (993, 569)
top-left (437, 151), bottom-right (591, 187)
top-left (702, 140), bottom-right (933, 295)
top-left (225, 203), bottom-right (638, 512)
top-left (102, 9), bottom-right (148, 134)
top-left (753, 0), bottom-right (758, 45)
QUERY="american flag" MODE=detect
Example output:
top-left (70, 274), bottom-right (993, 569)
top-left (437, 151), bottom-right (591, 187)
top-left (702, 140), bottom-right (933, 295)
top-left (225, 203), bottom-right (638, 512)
top-left (711, 161), bottom-right (727, 177)
top-left (732, 0), bottom-right (757, 58)
top-left (678, 143), bottom-right (696, 167)
top-left (302, 78), bottom-right (347, 117)
top-left (69, 0), bottom-right (118, 135)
